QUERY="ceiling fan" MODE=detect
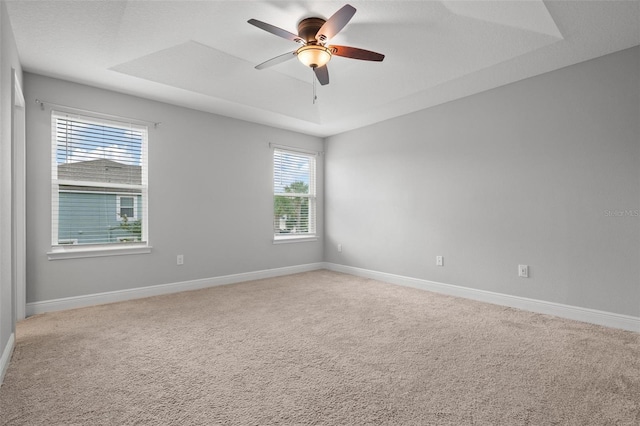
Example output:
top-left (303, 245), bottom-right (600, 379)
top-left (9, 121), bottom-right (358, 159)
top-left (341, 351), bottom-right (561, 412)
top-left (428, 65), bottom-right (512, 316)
top-left (248, 4), bottom-right (385, 85)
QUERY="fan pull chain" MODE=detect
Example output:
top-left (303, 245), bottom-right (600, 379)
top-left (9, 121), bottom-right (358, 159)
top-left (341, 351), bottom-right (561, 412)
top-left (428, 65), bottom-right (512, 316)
top-left (312, 71), bottom-right (318, 104)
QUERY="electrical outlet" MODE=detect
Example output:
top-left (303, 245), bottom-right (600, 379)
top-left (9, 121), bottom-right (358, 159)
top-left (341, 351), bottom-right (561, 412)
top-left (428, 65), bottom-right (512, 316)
top-left (518, 264), bottom-right (528, 278)
top-left (436, 256), bottom-right (443, 266)
top-left (177, 254), bottom-right (184, 265)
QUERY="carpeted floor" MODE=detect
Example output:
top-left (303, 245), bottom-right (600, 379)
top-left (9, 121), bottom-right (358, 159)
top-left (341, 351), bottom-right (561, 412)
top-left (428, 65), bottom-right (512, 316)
top-left (0, 270), bottom-right (638, 425)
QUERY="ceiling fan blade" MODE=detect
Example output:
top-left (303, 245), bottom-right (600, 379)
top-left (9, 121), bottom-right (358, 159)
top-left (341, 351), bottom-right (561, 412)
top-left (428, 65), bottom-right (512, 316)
top-left (315, 4), bottom-right (356, 42)
top-left (248, 19), bottom-right (304, 44)
top-left (255, 51), bottom-right (297, 70)
top-left (313, 65), bottom-right (329, 85)
top-left (330, 45), bottom-right (385, 62)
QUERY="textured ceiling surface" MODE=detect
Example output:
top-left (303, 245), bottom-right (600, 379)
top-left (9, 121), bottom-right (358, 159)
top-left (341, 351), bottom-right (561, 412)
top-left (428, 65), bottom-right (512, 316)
top-left (5, 0), bottom-right (640, 137)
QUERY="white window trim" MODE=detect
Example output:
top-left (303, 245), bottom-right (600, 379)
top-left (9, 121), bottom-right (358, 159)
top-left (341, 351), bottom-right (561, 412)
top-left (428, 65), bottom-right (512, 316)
top-left (50, 110), bottom-right (151, 259)
top-left (48, 243), bottom-right (152, 261)
top-left (272, 235), bottom-right (318, 244)
top-left (272, 146), bottom-right (318, 243)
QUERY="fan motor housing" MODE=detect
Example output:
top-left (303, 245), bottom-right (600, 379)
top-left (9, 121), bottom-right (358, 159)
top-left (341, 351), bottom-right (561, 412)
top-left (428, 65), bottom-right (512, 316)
top-left (297, 17), bottom-right (326, 44)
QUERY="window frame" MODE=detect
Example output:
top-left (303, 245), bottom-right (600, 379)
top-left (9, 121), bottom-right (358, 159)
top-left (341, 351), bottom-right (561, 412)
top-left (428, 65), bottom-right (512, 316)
top-left (47, 110), bottom-right (151, 260)
top-left (272, 145), bottom-right (318, 244)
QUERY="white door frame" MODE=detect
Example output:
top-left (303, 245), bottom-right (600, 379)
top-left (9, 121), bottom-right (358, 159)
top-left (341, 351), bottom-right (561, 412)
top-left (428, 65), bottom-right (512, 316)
top-left (12, 69), bottom-right (26, 321)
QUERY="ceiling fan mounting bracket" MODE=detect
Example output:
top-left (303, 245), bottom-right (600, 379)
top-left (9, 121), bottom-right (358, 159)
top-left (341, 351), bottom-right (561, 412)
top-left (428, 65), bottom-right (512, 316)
top-left (297, 17), bottom-right (327, 44)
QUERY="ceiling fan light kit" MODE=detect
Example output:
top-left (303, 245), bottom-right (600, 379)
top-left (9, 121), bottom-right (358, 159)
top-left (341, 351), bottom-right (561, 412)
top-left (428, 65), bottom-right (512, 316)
top-left (248, 4), bottom-right (385, 86)
top-left (296, 45), bottom-right (332, 68)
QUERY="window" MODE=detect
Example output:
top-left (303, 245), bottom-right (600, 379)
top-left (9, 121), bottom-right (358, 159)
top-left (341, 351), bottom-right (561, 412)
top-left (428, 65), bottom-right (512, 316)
top-left (50, 111), bottom-right (149, 257)
top-left (116, 195), bottom-right (137, 221)
top-left (273, 147), bottom-right (316, 241)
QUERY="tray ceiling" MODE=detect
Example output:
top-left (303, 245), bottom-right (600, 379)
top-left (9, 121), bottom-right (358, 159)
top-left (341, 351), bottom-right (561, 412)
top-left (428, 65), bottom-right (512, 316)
top-left (5, 0), bottom-right (639, 137)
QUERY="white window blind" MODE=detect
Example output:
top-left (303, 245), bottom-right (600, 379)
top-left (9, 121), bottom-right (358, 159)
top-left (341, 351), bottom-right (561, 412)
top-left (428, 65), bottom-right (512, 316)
top-left (51, 111), bottom-right (148, 247)
top-left (273, 148), bottom-right (316, 239)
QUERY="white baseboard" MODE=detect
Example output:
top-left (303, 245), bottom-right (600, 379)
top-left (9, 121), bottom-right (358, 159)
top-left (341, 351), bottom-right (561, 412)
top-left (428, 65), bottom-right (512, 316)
top-left (26, 263), bottom-right (325, 317)
top-left (325, 263), bottom-right (640, 333)
top-left (0, 333), bottom-right (15, 386)
top-left (24, 261), bottom-right (640, 333)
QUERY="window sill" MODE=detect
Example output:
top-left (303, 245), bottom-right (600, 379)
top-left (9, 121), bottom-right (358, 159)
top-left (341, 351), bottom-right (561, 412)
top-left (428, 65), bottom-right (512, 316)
top-left (47, 244), bottom-right (152, 260)
top-left (273, 235), bottom-right (318, 244)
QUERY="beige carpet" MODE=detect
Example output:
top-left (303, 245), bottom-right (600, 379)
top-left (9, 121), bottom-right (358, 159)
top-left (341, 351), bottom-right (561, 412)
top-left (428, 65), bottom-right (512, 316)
top-left (1, 270), bottom-right (638, 425)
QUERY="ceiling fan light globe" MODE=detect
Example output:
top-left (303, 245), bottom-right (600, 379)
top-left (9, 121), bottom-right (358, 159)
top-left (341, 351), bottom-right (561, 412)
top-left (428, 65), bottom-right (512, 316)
top-left (296, 45), bottom-right (332, 68)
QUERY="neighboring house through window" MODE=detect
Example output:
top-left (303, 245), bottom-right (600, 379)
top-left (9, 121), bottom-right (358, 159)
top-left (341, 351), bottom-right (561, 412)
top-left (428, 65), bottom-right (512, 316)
top-left (50, 111), bottom-right (149, 256)
top-left (273, 146), bottom-right (316, 242)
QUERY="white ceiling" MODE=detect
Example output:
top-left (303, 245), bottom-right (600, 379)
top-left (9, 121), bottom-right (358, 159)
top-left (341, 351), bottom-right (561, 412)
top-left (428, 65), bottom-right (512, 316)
top-left (5, 0), bottom-right (640, 137)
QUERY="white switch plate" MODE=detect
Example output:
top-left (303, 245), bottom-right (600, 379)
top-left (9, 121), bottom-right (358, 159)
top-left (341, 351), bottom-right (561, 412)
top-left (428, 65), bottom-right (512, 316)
top-left (518, 264), bottom-right (528, 278)
top-left (177, 254), bottom-right (184, 265)
top-left (338, 244), bottom-right (342, 253)
top-left (436, 256), bottom-right (443, 266)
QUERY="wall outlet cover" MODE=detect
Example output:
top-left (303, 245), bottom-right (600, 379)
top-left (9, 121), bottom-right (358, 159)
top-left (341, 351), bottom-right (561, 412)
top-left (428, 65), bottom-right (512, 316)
top-left (518, 264), bottom-right (528, 278)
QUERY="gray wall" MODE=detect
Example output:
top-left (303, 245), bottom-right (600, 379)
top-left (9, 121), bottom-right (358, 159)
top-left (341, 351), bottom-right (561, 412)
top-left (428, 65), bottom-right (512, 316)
top-left (1, 0), bottom-right (23, 376)
top-left (325, 47), bottom-right (640, 317)
top-left (25, 73), bottom-right (324, 303)
top-left (17, 46), bottom-right (640, 318)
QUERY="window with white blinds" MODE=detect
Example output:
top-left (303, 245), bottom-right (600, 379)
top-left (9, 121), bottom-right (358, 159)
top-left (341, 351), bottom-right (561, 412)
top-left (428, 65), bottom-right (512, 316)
top-left (273, 147), bottom-right (316, 240)
top-left (51, 111), bottom-right (148, 248)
